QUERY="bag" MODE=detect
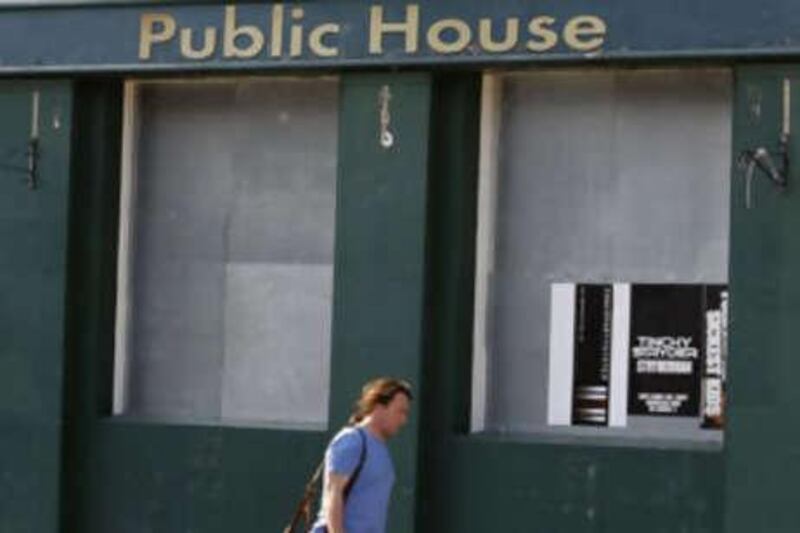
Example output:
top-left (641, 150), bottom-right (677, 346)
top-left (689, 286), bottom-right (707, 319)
top-left (283, 428), bottom-right (368, 533)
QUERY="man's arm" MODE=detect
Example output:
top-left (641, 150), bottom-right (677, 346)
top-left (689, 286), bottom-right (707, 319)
top-left (322, 472), bottom-right (349, 533)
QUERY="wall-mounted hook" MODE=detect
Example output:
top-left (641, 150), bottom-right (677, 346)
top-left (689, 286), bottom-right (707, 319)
top-left (378, 85), bottom-right (395, 149)
top-left (737, 79), bottom-right (791, 209)
top-left (738, 139), bottom-right (789, 209)
top-left (0, 90), bottom-right (40, 190)
top-left (27, 90), bottom-right (40, 189)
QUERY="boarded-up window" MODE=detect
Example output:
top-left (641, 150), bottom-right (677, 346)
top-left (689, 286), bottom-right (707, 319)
top-left (472, 69), bottom-right (731, 444)
top-left (114, 78), bottom-right (338, 428)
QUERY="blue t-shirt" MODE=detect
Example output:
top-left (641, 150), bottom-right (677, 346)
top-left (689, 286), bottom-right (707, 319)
top-left (311, 427), bottom-right (396, 533)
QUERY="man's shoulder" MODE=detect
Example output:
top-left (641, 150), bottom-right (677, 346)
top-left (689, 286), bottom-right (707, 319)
top-left (325, 426), bottom-right (367, 474)
top-left (329, 426), bottom-right (364, 450)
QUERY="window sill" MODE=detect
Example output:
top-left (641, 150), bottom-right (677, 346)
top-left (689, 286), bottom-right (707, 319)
top-left (460, 427), bottom-right (723, 452)
top-left (100, 413), bottom-right (328, 433)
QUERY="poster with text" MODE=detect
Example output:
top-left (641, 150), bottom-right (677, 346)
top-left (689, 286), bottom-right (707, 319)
top-left (701, 286), bottom-right (728, 429)
top-left (548, 283), bottom-right (629, 428)
top-left (549, 283), bottom-right (727, 428)
top-left (628, 285), bottom-right (727, 417)
top-left (571, 284), bottom-right (613, 426)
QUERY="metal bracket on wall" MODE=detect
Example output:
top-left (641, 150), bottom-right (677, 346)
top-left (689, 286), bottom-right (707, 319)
top-left (737, 79), bottom-right (791, 209)
top-left (0, 90), bottom-right (40, 190)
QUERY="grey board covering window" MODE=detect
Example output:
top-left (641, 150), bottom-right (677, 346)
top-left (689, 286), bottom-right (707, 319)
top-left (115, 78), bottom-right (338, 427)
top-left (472, 69), bottom-right (731, 443)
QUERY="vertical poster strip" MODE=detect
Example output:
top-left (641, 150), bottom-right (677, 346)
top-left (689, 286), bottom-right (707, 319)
top-left (547, 283), bottom-right (576, 426)
top-left (571, 284), bottom-right (613, 426)
top-left (701, 285), bottom-right (728, 429)
top-left (609, 283), bottom-right (630, 428)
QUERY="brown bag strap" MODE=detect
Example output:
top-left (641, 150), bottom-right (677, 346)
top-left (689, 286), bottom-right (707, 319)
top-left (282, 459), bottom-right (325, 533)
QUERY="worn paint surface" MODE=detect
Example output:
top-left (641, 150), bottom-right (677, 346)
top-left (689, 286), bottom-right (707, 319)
top-left (0, 81), bottom-right (72, 533)
top-left (725, 66), bottom-right (800, 533)
top-left (328, 72), bottom-right (432, 532)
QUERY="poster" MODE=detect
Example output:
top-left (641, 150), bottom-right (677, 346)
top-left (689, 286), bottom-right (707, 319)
top-left (571, 284), bottom-right (613, 426)
top-left (547, 283), bottom-right (629, 428)
top-left (548, 283), bottom-right (728, 429)
top-left (701, 286), bottom-right (728, 429)
top-left (628, 285), bottom-right (704, 417)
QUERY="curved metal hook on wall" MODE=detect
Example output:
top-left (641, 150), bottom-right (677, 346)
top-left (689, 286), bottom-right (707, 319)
top-left (737, 79), bottom-right (792, 209)
top-left (737, 133), bottom-right (789, 209)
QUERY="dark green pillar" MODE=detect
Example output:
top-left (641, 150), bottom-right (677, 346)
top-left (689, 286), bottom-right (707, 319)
top-left (726, 66), bottom-right (800, 533)
top-left (329, 72), bottom-right (432, 533)
top-left (0, 81), bottom-right (72, 533)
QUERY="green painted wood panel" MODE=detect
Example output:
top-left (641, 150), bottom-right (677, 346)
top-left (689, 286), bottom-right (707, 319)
top-left (725, 67), bottom-right (800, 533)
top-left (419, 73), bottom-right (724, 533)
top-left (329, 72), bottom-right (432, 533)
top-left (0, 81), bottom-right (73, 533)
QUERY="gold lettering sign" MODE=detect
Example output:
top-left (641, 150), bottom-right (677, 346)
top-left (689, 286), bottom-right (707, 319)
top-left (138, 3), bottom-right (607, 62)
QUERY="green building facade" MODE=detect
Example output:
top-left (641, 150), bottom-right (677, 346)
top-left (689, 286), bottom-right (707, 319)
top-left (1, 2), bottom-right (799, 532)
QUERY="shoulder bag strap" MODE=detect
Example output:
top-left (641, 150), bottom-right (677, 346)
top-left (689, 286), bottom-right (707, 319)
top-left (343, 428), bottom-right (368, 501)
top-left (283, 457), bottom-right (324, 533)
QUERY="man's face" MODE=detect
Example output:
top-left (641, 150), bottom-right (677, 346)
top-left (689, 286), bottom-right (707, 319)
top-left (377, 393), bottom-right (410, 438)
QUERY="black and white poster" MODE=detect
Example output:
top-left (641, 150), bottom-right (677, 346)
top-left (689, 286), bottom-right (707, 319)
top-left (628, 285), bottom-right (705, 417)
top-left (548, 282), bottom-right (728, 429)
top-left (571, 284), bottom-right (613, 426)
top-left (548, 283), bottom-right (629, 428)
top-left (701, 286), bottom-right (728, 429)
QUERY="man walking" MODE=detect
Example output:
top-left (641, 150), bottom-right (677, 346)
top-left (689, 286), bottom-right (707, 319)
top-left (311, 378), bottom-right (413, 533)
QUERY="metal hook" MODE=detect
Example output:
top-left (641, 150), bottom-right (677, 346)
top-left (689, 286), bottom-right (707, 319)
top-left (737, 134), bottom-right (789, 209)
top-left (378, 85), bottom-right (395, 149)
top-left (737, 78), bottom-right (792, 209)
top-left (28, 90), bottom-right (40, 189)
